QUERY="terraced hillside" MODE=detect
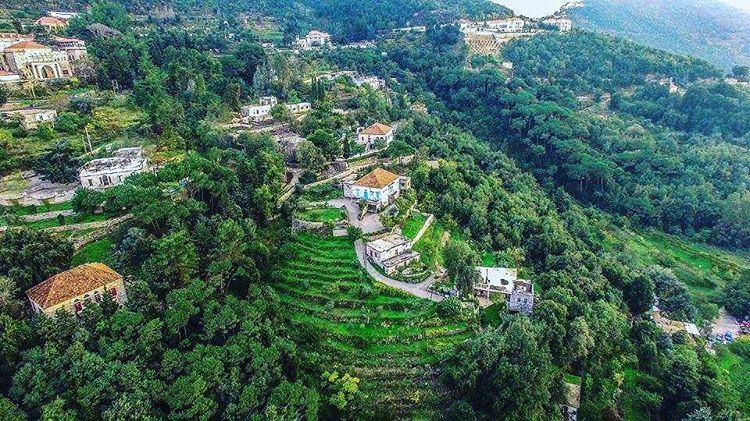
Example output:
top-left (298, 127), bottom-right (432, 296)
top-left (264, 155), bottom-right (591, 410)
top-left (273, 233), bottom-right (473, 417)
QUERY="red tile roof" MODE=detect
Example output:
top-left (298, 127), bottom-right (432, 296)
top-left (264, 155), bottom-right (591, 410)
top-left (360, 122), bottom-right (393, 136)
top-left (26, 263), bottom-right (122, 310)
top-left (5, 41), bottom-right (48, 51)
top-left (354, 168), bottom-right (400, 189)
top-left (35, 16), bottom-right (68, 27)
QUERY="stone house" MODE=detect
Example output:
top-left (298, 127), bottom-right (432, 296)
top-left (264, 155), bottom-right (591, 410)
top-left (475, 267), bottom-right (535, 314)
top-left (26, 263), bottom-right (127, 316)
top-left (79, 147), bottom-right (149, 189)
top-left (295, 30), bottom-right (332, 50)
top-left (35, 16), bottom-right (69, 31)
top-left (356, 122), bottom-right (394, 151)
top-left (52, 36), bottom-right (87, 61)
top-left (343, 168), bottom-right (410, 212)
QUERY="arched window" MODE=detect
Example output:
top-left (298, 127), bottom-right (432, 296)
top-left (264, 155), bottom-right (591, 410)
top-left (73, 299), bottom-right (83, 313)
top-left (94, 291), bottom-right (102, 303)
top-left (109, 287), bottom-right (117, 297)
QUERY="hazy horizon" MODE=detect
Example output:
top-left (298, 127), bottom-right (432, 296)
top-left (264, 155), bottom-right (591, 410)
top-left (492, 0), bottom-right (750, 18)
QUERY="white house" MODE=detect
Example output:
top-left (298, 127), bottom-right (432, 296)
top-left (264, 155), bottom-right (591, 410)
top-left (286, 102), bottom-right (311, 114)
top-left (486, 18), bottom-right (525, 33)
top-left (79, 147), bottom-right (148, 189)
top-left (343, 168), bottom-right (410, 211)
top-left (2, 108), bottom-right (57, 129)
top-left (475, 267), bottom-right (535, 314)
top-left (542, 18), bottom-right (573, 32)
top-left (366, 233), bottom-right (420, 275)
top-left (357, 122), bottom-right (394, 151)
top-left (352, 75), bottom-right (386, 90)
top-left (295, 30), bottom-right (332, 50)
top-left (241, 104), bottom-right (273, 123)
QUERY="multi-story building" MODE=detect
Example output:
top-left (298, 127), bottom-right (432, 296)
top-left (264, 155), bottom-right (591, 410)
top-left (295, 30), bottom-right (332, 50)
top-left (26, 263), bottom-right (127, 316)
top-left (542, 18), bottom-right (573, 32)
top-left (1, 40), bottom-right (73, 80)
top-left (52, 36), bottom-right (87, 61)
top-left (79, 147), bottom-right (149, 189)
top-left (485, 17), bottom-right (525, 32)
top-left (474, 267), bottom-right (535, 314)
top-left (366, 233), bottom-right (421, 275)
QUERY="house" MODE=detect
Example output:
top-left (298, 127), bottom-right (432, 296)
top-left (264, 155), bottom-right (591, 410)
top-left (357, 122), bottom-right (394, 151)
top-left (366, 233), bottom-right (421, 275)
top-left (475, 267), bottom-right (535, 314)
top-left (48, 11), bottom-right (79, 20)
top-left (35, 16), bottom-right (68, 31)
top-left (79, 147), bottom-right (149, 189)
top-left (652, 311), bottom-right (700, 337)
top-left (52, 36), bottom-right (87, 61)
top-left (343, 168), bottom-right (410, 211)
top-left (542, 18), bottom-right (573, 32)
top-left (286, 102), bottom-right (311, 114)
top-left (0, 70), bottom-right (20, 83)
top-left (295, 30), bottom-right (332, 50)
top-left (25, 263), bottom-right (127, 316)
top-left (2, 108), bottom-right (57, 129)
top-left (352, 75), bottom-right (386, 90)
top-left (485, 17), bottom-right (525, 32)
top-left (0, 33), bottom-right (33, 50)
top-left (1, 40), bottom-right (73, 80)
top-left (241, 104), bottom-right (273, 123)
top-left (260, 96), bottom-right (278, 106)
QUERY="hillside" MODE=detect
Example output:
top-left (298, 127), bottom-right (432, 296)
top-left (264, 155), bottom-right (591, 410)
top-left (564, 0), bottom-right (750, 70)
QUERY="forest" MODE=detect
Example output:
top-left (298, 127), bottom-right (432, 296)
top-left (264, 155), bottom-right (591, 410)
top-left (1, 0), bottom-right (750, 420)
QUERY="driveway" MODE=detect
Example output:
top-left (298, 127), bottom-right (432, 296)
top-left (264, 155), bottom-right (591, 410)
top-left (328, 198), bottom-right (384, 234)
top-left (711, 307), bottom-right (741, 336)
top-left (354, 239), bottom-right (442, 302)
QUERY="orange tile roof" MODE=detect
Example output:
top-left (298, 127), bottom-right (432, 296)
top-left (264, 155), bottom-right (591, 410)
top-left (35, 16), bottom-right (68, 27)
top-left (360, 122), bottom-right (393, 136)
top-left (354, 168), bottom-right (400, 189)
top-left (26, 263), bottom-right (122, 310)
top-left (5, 41), bottom-right (48, 51)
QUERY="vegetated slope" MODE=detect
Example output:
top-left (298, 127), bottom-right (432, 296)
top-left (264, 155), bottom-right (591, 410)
top-left (273, 233), bottom-right (471, 418)
top-left (566, 0), bottom-right (750, 70)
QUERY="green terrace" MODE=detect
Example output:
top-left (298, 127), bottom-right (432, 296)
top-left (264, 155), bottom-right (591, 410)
top-left (273, 233), bottom-right (472, 417)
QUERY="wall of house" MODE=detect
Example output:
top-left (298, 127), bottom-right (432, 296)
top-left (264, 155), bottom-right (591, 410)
top-left (34, 278), bottom-right (127, 316)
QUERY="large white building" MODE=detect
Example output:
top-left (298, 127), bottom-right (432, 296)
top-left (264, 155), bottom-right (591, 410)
top-left (485, 17), bottom-right (525, 33)
top-left (79, 147), bottom-right (149, 189)
top-left (475, 267), bottom-right (535, 314)
top-left (356, 122), bottom-right (394, 151)
top-left (295, 30), bottom-right (332, 50)
top-left (542, 18), bottom-right (573, 32)
top-left (366, 233), bottom-right (421, 275)
top-left (0, 40), bottom-right (73, 80)
top-left (241, 96), bottom-right (311, 123)
top-left (343, 168), bottom-right (410, 211)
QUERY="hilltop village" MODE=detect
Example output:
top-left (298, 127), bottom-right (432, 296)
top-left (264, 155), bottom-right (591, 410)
top-left (1, 1), bottom-right (750, 420)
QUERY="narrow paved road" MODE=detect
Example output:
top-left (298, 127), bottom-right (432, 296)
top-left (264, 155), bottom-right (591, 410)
top-left (328, 198), bottom-right (384, 234)
top-left (354, 239), bottom-right (442, 302)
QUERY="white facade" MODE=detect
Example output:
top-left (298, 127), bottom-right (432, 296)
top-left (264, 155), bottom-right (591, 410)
top-left (474, 266), bottom-right (534, 313)
top-left (353, 75), bottom-right (386, 90)
top-left (1, 41), bottom-right (73, 80)
top-left (356, 123), bottom-right (394, 151)
top-left (296, 30), bottom-right (332, 50)
top-left (286, 102), bottom-right (311, 114)
top-left (53, 37), bottom-right (87, 61)
top-left (543, 18), bottom-right (573, 32)
top-left (366, 233), bottom-right (420, 275)
top-left (2, 109), bottom-right (57, 129)
top-left (486, 18), bottom-right (525, 33)
top-left (79, 147), bottom-right (148, 190)
top-left (241, 104), bottom-right (273, 122)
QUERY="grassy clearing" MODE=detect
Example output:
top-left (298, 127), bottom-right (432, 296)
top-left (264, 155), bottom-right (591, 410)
top-left (717, 345), bottom-right (750, 414)
top-left (71, 239), bottom-right (114, 266)
top-left (22, 213), bottom-right (110, 230)
top-left (1, 201), bottom-right (72, 216)
top-left (274, 233), bottom-right (471, 417)
top-left (401, 212), bottom-right (427, 240)
top-left (604, 227), bottom-right (750, 318)
top-left (413, 219), bottom-right (449, 269)
top-left (297, 207), bottom-right (346, 223)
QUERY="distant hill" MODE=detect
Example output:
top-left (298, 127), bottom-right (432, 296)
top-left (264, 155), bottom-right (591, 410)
top-left (564, 0), bottom-right (750, 70)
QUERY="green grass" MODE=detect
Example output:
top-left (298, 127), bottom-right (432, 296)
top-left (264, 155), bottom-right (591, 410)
top-left (413, 219), bottom-right (448, 269)
top-left (563, 373), bottom-right (582, 385)
top-left (298, 183), bottom-right (342, 202)
top-left (717, 344), bottom-right (750, 414)
top-left (274, 233), bottom-right (471, 417)
top-left (23, 213), bottom-right (110, 230)
top-left (296, 207), bottom-right (346, 223)
top-left (604, 227), bottom-right (750, 320)
top-left (71, 238), bottom-right (114, 266)
top-left (1, 201), bottom-right (72, 217)
top-left (619, 367), bottom-right (652, 421)
top-left (401, 212), bottom-right (428, 240)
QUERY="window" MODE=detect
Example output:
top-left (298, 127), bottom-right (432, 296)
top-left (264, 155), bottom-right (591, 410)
top-left (73, 300), bottom-right (83, 313)
top-left (94, 291), bottom-right (102, 303)
top-left (109, 287), bottom-right (117, 297)
top-left (88, 179), bottom-right (93, 187)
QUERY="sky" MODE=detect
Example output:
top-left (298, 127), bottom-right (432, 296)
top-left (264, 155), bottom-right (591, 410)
top-left (492, 0), bottom-right (750, 18)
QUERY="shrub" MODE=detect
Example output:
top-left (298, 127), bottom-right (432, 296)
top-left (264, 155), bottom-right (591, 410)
top-left (436, 297), bottom-right (462, 318)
